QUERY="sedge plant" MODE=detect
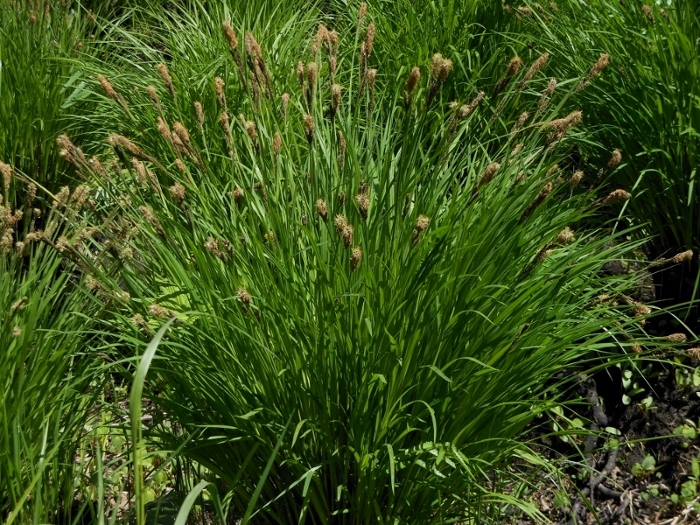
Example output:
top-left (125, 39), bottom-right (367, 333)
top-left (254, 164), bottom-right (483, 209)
top-left (46, 5), bottom-right (661, 523)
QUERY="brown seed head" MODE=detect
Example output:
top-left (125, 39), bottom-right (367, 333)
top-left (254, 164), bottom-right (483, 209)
top-left (665, 333), bottom-right (687, 343)
top-left (458, 91), bottom-right (486, 119)
top-left (149, 303), bottom-right (171, 319)
top-left (237, 287), bottom-right (251, 306)
top-left (0, 162), bottom-right (12, 193)
top-left (232, 187), bottom-right (244, 202)
top-left (334, 214), bottom-right (348, 233)
top-left (416, 215), bottom-right (430, 233)
top-left (273, 132), bottom-right (282, 154)
top-left (281, 93), bottom-right (290, 121)
top-left (306, 62), bottom-right (317, 90)
top-left (331, 83), bottom-right (342, 114)
top-left (350, 246), bottom-right (363, 270)
top-left (670, 250), bottom-right (693, 264)
top-left (511, 111), bottom-right (529, 133)
top-left (507, 56), bottom-right (524, 76)
top-left (97, 74), bottom-right (118, 100)
top-left (157, 117), bottom-right (173, 144)
top-left (406, 66), bottom-right (421, 94)
top-left (607, 149), bottom-right (622, 169)
top-left (157, 63), bottom-right (175, 97)
top-left (478, 162), bottom-right (500, 188)
top-left (174, 159), bottom-right (187, 174)
top-left (194, 101), bottom-right (205, 129)
top-left (363, 22), bottom-right (376, 59)
top-left (316, 199), bottom-right (328, 220)
top-left (341, 224), bottom-right (354, 247)
top-left (12, 326), bottom-right (21, 338)
top-left (588, 53), bottom-right (611, 79)
top-left (109, 134), bottom-right (144, 157)
top-left (688, 348), bottom-right (700, 359)
top-left (518, 52), bottom-right (549, 90)
top-left (215, 77), bottom-right (226, 108)
top-left (146, 86), bottom-right (160, 109)
top-left (222, 20), bottom-right (239, 50)
top-left (204, 236), bottom-right (219, 253)
top-left (555, 227), bottom-right (574, 245)
top-left (355, 193), bottom-right (370, 219)
top-left (570, 170), bottom-right (584, 187)
top-left (602, 189), bottom-right (631, 206)
top-left (169, 183), bottom-right (186, 201)
top-left (304, 114), bottom-right (315, 143)
top-left (297, 61), bottom-right (305, 85)
top-left (641, 4), bottom-right (654, 21)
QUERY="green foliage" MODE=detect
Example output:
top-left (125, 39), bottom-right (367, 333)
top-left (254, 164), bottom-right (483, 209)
top-left (0, 184), bottom-right (98, 524)
top-left (49, 6), bottom-right (656, 521)
top-left (0, 1), bottom-right (99, 191)
top-left (505, 0), bottom-right (700, 303)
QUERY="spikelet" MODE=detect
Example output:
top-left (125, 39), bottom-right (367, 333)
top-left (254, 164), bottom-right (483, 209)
top-left (215, 77), bottom-right (226, 109)
top-left (157, 63), bottom-right (175, 97)
top-left (331, 83), bottom-right (342, 118)
top-left (670, 250), bottom-right (693, 264)
top-left (458, 91), bottom-right (485, 119)
top-left (26, 182), bottom-right (37, 204)
top-left (641, 4), bottom-right (654, 22)
top-left (358, 2), bottom-right (367, 26)
top-left (494, 56), bottom-right (523, 95)
top-left (97, 74), bottom-right (118, 100)
top-left (108, 134), bottom-right (145, 159)
top-left (56, 134), bottom-right (88, 169)
top-left (555, 227), bottom-right (574, 245)
top-left (169, 183), bottom-right (185, 202)
top-left (601, 189), bottom-right (631, 206)
top-left (517, 53), bottom-right (549, 91)
top-left (476, 162), bottom-right (500, 190)
top-left (175, 158), bottom-right (187, 174)
top-left (222, 20), bottom-right (239, 50)
top-left (664, 333), bottom-right (687, 343)
top-left (520, 182), bottom-right (554, 222)
top-left (570, 170), bottom-right (584, 187)
top-left (146, 86), bottom-right (161, 111)
top-left (316, 198), bottom-right (328, 220)
top-left (222, 21), bottom-right (246, 86)
top-left (337, 131), bottom-right (347, 171)
top-left (1, 162), bottom-right (12, 193)
top-left (334, 214), bottom-right (348, 233)
top-left (281, 93), bottom-right (290, 121)
top-left (426, 53), bottom-right (453, 106)
top-left (416, 215), bottom-right (430, 233)
top-left (607, 149), bottom-right (622, 169)
top-left (341, 224), bottom-right (354, 247)
top-left (404, 66), bottom-right (421, 109)
top-left (537, 78), bottom-right (557, 113)
top-left (578, 53), bottom-right (611, 92)
top-left (350, 246), bottom-right (362, 270)
top-left (312, 24), bottom-right (330, 55)
top-left (194, 101), bottom-right (205, 130)
top-left (273, 132), bottom-right (282, 155)
top-left (511, 112), bottom-right (529, 134)
top-left (157, 117), bottom-right (173, 145)
top-left (688, 348), bottom-right (700, 359)
top-left (245, 31), bottom-right (273, 98)
top-left (304, 114), bottom-right (315, 144)
top-left (240, 116), bottom-right (259, 148)
top-left (355, 191), bottom-right (370, 220)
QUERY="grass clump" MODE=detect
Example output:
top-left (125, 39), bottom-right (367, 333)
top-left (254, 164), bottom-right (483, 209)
top-left (42, 9), bottom-right (658, 521)
top-left (0, 173), bottom-right (100, 524)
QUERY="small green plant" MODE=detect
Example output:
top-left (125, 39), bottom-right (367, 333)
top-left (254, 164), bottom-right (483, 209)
top-left (631, 454), bottom-right (657, 480)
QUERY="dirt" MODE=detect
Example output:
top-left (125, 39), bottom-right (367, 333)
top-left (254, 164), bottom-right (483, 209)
top-left (514, 363), bottom-right (700, 525)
